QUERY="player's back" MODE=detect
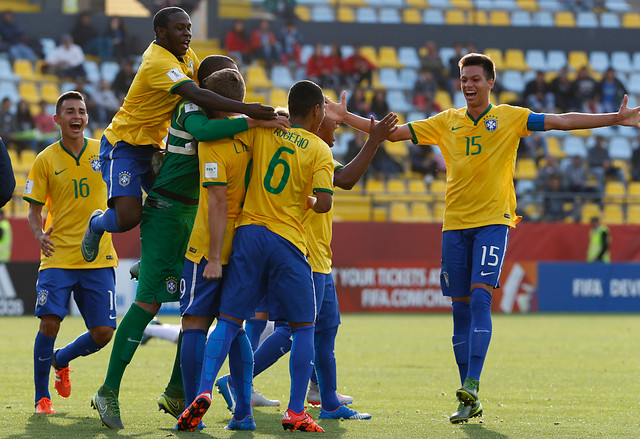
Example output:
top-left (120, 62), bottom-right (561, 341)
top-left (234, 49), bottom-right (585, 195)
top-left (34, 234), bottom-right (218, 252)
top-left (235, 126), bottom-right (334, 254)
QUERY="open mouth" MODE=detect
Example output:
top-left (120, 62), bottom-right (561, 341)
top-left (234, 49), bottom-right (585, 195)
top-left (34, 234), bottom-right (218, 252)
top-left (464, 90), bottom-right (477, 99)
top-left (70, 122), bottom-right (83, 130)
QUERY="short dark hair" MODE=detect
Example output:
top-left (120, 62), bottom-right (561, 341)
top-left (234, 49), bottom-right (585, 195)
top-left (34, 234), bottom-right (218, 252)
top-left (55, 91), bottom-right (85, 114)
top-left (198, 55), bottom-right (237, 84)
top-left (153, 6), bottom-right (186, 32)
top-left (288, 80), bottom-right (324, 118)
top-left (203, 68), bottom-right (245, 102)
top-left (459, 53), bottom-right (496, 81)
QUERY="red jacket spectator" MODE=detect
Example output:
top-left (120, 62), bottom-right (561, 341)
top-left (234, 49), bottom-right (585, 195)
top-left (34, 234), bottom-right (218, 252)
top-left (225, 20), bottom-right (250, 65)
top-left (306, 44), bottom-right (325, 78)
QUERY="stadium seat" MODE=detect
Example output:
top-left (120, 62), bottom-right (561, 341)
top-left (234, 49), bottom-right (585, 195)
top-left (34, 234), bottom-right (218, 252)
top-left (360, 46), bottom-right (379, 66)
top-left (622, 12), bottom-right (640, 28)
top-left (588, 51), bottom-right (610, 73)
top-left (576, 12), bottom-right (598, 28)
top-left (511, 10), bottom-right (531, 27)
top-left (516, 0), bottom-right (538, 10)
top-left (18, 82), bottom-right (40, 105)
top-left (439, 47), bottom-right (456, 67)
top-left (605, 181), bottom-right (626, 203)
top-left (495, 0), bottom-right (518, 9)
top-left (609, 136), bottom-right (632, 159)
top-left (469, 10), bottom-right (488, 25)
top-left (378, 68), bottom-right (402, 90)
top-left (408, 178), bottom-right (428, 194)
top-left (600, 12), bottom-right (621, 28)
top-left (490, 10), bottom-right (510, 26)
top-left (312, 6), bottom-right (334, 22)
top-left (337, 7), bottom-right (355, 22)
top-left (333, 195), bottom-right (372, 222)
top-left (402, 9), bottom-right (422, 24)
top-left (547, 50), bottom-right (568, 71)
top-left (411, 201), bottom-right (433, 222)
top-left (500, 70), bottom-right (525, 93)
top-left (387, 90), bottom-right (414, 113)
top-left (246, 64), bottom-right (272, 89)
top-left (378, 46), bottom-right (402, 69)
top-left (390, 201), bottom-right (411, 222)
top-left (387, 178), bottom-right (406, 194)
top-left (405, 0), bottom-right (428, 6)
top-left (270, 65), bottom-right (295, 89)
top-left (429, 0), bottom-right (453, 7)
top-left (546, 136), bottom-right (566, 158)
top-left (398, 68), bottom-right (418, 91)
top-left (435, 90), bottom-right (453, 109)
top-left (515, 179), bottom-right (535, 195)
top-left (627, 204), bottom-right (640, 224)
top-left (514, 158), bottom-right (537, 180)
top-left (525, 49), bottom-right (547, 71)
top-left (432, 201), bottom-right (445, 222)
top-left (295, 6), bottom-right (311, 21)
top-left (606, 0), bottom-right (631, 12)
top-left (563, 136), bottom-right (587, 157)
top-left (533, 11), bottom-right (554, 27)
top-left (498, 91), bottom-right (518, 104)
top-left (40, 82), bottom-right (60, 105)
top-left (568, 51), bottom-right (589, 71)
top-left (580, 203), bottom-right (601, 224)
top-left (269, 88), bottom-right (288, 108)
top-left (0, 80), bottom-right (19, 102)
top-left (244, 91), bottom-right (267, 104)
top-left (603, 203), bottom-right (624, 224)
top-left (611, 51), bottom-right (633, 73)
top-left (423, 9), bottom-right (445, 25)
top-left (484, 48), bottom-right (504, 70)
top-left (356, 7), bottom-right (377, 23)
top-left (445, 10), bottom-right (466, 25)
top-left (13, 59), bottom-right (37, 81)
top-left (398, 47), bottom-right (420, 69)
top-left (474, 0), bottom-right (493, 9)
top-left (379, 8), bottom-right (402, 24)
top-left (100, 61), bottom-right (120, 83)
top-left (538, 0), bottom-right (563, 10)
top-left (453, 91), bottom-right (466, 108)
top-left (429, 179), bottom-right (446, 198)
top-left (0, 59), bottom-right (16, 81)
top-left (504, 49), bottom-right (527, 71)
top-left (365, 178), bottom-right (386, 194)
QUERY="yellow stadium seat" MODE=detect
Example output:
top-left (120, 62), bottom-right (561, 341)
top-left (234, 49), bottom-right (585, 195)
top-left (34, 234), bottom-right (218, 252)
top-left (408, 178), bottom-right (427, 194)
top-left (504, 49), bottom-right (528, 71)
top-left (332, 195), bottom-right (372, 221)
top-left (337, 7), bottom-right (355, 22)
top-left (604, 181), bottom-right (626, 204)
top-left (360, 46), bottom-right (379, 66)
top-left (622, 12), bottom-right (640, 28)
top-left (514, 158), bottom-right (537, 180)
top-left (469, 10), bottom-right (488, 26)
top-left (434, 90), bottom-right (453, 110)
top-left (450, 0), bottom-right (473, 8)
top-left (411, 201), bottom-right (433, 222)
top-left (378, 46), bottom-right (402, 69)
top-left (327, 0), bottom-right (366, 5)
top-left (627, 204), bottom-right (640, 225)
top-left (568, 51), bottom-right (589, 72)
top-left (365, 178), bottom-right (386, 194)
top-left (13, 59), bottom-right (37, 81)
top-left (35, 59), bottom-right (58, 82)
top-left (244, 91), bottom-right (267, 104)
top-left (430, 179), bottom-right (446, 198)
top-left (386, 178), bottom-right (406, 194)
top-left (433, 201), bottom-right (445, 222)
top-left (40, 82), bottom-right (60, 105)
top-left (498, 91), bottom-right (519, 104)
top-left (580, 203), bottom-right (601, 224)
top-left (628, 181), bottom-right (640, 201)
top-left (490, 11), bottom-right (510, 26)
top-left (390, 201), bottom-right (412, 222)
top-left (14, 174), bottom-right (26, 195)
top-left (445, 10), bottom-right (466, 25)
top-left (245, 64), bottom-right (272, 90)
top-left (20, 149), bottom-right (37, 168)
top-left (294, 6), bottom-right (310, 21)
top-left (7, 149), bottom-right (18, 166)
top-left (555, 11), bottom-right (576, 27)
top-left (385, 142), bottom-right (408, 161)
top-left (403, 8), bottom-right (422, 24)
top-left (269, 88), bottom-right (288, 108)
top-left (484, 48), bottom-right (504, 70)
top-left (405, 0), bottom-right (427, 6)
top-left (19, 82), bottom-right (40, 105)
top-left (603, 203), bottom-right (624, 225)
top-left (516, 0), bottom-right (538, 11)
top-left (613, 159), bottom-right (629, 182)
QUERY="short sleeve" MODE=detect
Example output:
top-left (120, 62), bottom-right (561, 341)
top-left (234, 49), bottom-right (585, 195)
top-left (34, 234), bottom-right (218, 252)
top-left (23, 155), bottom-right (47, 205)
top-left (234, 127), bottom-right (258, 151)
top-left (312, 143), bottom-right (334, 195)
top-left (146, 53), bottom-right (193, 94)
top-left (200, 142), bottom-right (228, 187)
top-left (176, 101), bottom-right (205, 128)
top-left (514, 106), bottom-right (533, 137)
top-left (408, 113), bottom-right (446, 146)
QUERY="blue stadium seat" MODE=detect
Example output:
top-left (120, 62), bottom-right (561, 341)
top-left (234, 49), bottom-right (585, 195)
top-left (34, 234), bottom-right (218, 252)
top-left (300, 44), bottom-right (314, 64)
top-left (84, 60), bottom-right (101, 84)
top-left (611, 51), bottom-right (633, 73)
top-left (407, 111), bottom-right (427, 122)
top-left (546, 50), bottom-right (567, 70)
top-left (333, 130), bottom-right (353, 157)
top-left (387, 90), bottom-right (414, 113)
top-left (356, 7), bottom-right (378, 23)
top-left (474, 0), bottom-right (494, 9)
top-left (632, 52), bottom-right (640, 72)
top-left (428, 0), bottom-right (452, 8)
top-left (494, 0), bottom-right (518, 9)
top-left (609, 136), bottom-right (632, 159)
top-left (0, 80), bottom-right (19, 102)
top-left (270, 65), bottom-right (295, 89)
top-left (511, 11), bottom-right (532, 27)
top-left (439, 46), bottom-right (456, 67)
top-left (398, 68), bottom-right (418, 91)
top-left (533, 11), bottom-right (554, 27)
top-left (453, 91), bottom-right (466, 108)
top-left (525, 49), bottom-right (547, 71)
top-left (379, 68), bottom-right (403, 90)
top-left (605, 0), bottom-right (631, 12)
top-left (398, 46), bottom-right (420, 69)
top-left (500, 70), bottom-right (525, 93)
top-left (537, 0), bottom-right (562, 11)
top-left (423, 9), bottom-right (445, 25)
top-left (600, 12), bottom-right (621, 28)
top-left (563, 136), bottom-right (587, 157)
top-left (312, 6), bottom-right (334, 22)
top-left (39, 38), bottom-right (56, 58)
top-left (576, 12), bottom-right (598, 28)
top-left (100, 61), bottom-right (120, 83)
top-left (589, 51), bottom-right (610, 73)
top-left (0, 59), bottom-right (16, 81)
top-left (379, 8), bottom-right (401, 24)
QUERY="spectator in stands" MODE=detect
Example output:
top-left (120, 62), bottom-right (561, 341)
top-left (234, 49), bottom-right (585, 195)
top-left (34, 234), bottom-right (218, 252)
top-left (346, 130), bottom-right (402, 180)
top-left (419, 40), bottom-right (445, 86)
top-left (105, 16), bottom-right (131, 59)
top-left (251, 19), bottom-right (281, 70)
top-left (536, 155), bottom-right (561, 191)
top-left (447, 42), bottom-right (465, 98)
top-left (571, 66), bottom-right (599, 113)
top-left (10, 35), bottom-right (38, 61)
top-left (323, 44), bottom-right (345, 91)
top-left (279, 20), bottom-right (302, 67)
top-left (520, 131), bottom-right (548, 164)
top-left (13, 99), bottom-right (38, 151)
top-left (587, 136), bottom-right (626, 190)
top-left (631, 135), bottom-right (640, 181)
top-left (346, 87), bottom-right (371, 118)
top-left (225, 20), bottom-right (250, 66)
top-left (112, 59), bottom-right (136, 103)
top-left (344, 45), bottom-right (376, 88)
top-left (564, 155), bottom-right (599, 206)
top-left (33, 100), bottom-right (57, 151)
top-left (265, 0), bottom-right (297, 19)
top-left (548, 66), bottom-right (572, 113)
top-left (596, 67), bottom-right (627, 114)
top-left (523, 71), bottom-right (553, 112)
top-left (0, 97), bottom-right (16, 146)
top-left (71, 12), bottom-right (110, 60)
top-left (44, 34), bottom-right (87, 80)
top-left (306, 43), bottom-right (325, 86)
top-left (93, 79), bottom-right (121, 126)
top-left (542, 175), bottom-right (570, 222)
top-left (369, 89), bottom-right (390, 121)
top-left (73, 78), bottom-right (99, 129)
top-left (410, 144), bottom-right (438, 183)
top-left (0, 11), bottom-right (26, 52)
top-left (413, 69), bottom-right (439, 114)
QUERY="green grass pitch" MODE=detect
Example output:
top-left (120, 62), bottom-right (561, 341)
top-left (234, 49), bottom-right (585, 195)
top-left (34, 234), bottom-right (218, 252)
top-left (1, 313), bottom-right (639, 438)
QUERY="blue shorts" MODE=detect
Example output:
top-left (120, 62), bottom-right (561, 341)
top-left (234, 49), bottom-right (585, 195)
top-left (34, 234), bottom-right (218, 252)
top-left (35, 267), bottom-right (117, 328)
top-left (440, 225), bottom-right (510, 298)
top-left (100, 136), bottom-right (156, 205)
top-left (220, 225), bottom-right (316, 323)
top-left (255, 295), bottom-right (269, 314)
top-left (180, 258), bottom-right (223, 317)
top-left (314, 272), bottom-right (341, 332)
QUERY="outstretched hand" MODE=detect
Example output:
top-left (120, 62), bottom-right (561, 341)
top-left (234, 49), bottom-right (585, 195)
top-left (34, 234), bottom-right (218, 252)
top-left (324, 91), bottom-right (347, 123)
top-left (617, 94), bottom-right (640, 127)
top-left (368, 113), bottom-right (399, 143)
top-left (255, 115), bottom-right (291, 133)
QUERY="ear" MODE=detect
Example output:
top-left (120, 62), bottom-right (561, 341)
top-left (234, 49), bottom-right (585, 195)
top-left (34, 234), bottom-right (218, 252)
top-left (53, 114), bottom-right (59, 126)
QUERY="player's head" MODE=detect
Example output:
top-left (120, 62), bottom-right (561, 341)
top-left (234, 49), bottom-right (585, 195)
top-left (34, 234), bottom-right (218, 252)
top-left (459, 53), bottom-right (495, 81)
top-left (153, 7), bottom-right (191, 57)
top-left (198, 55), bottom-right (237, 84)
top-left (202, 68), bottom-right (245, 103)
top-left (54, 91), bottom-right (87, 141)
top-left (288, 80), bottom-right (325, 132)
top-left (458, 53), bottom-right (495, 106)
top-left (316, 117), bottom-right (338, 147)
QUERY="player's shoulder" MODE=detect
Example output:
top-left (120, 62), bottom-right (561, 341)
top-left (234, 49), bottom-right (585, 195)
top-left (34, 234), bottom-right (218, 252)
top-left (492, 103), bottom-right (530, 115)
top-left (36, 140), bottom-right (62, 161)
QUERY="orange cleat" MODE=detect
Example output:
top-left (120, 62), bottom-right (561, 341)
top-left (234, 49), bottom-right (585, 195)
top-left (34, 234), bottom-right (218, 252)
top-left (282, 409), bottom-right (324, 432)
top-left (53, 364), bottom-right (72, 398)
top-left (35, 397), bottom-right (56, 414)
top-left (177, 392), bottom-right (211, 432)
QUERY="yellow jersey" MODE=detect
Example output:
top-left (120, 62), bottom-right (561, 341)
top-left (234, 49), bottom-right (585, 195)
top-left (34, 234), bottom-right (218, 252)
top-left (103, 42), bottom-right (199, 148)
top-left (186, 137), bottom-right (252, 265)
top-left (409, 104), bottom-right (531, 231)
top-left (235, 126), bottom-right (334, 254)
top-left (23, 139), bottom-right (118, 270)
top-left (303, 160), bottom-right (343, 274)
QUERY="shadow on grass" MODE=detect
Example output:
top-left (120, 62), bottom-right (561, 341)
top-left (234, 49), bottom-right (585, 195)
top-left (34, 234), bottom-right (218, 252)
top-left (11, 413), bottom-right (148, 439)
top-left (460, 423), bottom-right (509, 439)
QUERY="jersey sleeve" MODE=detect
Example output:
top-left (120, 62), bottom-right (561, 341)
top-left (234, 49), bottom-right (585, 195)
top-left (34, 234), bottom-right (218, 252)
top-left (146, 52), bottom-right (194, 94)
top-left (184, 115), bottom-right (250, 142)
top-left (312, 143), bottom-right (335, 195)
top-left (408, 112), bottom-right (446, 146)
top-left (333, 159), bottom-right (343, 171)
top-left (513, 106), bottom-right (533, 137)
top-left (23, 155), bottom-right (47, 205)
top-left (200, 142), bottom-right (228, 187)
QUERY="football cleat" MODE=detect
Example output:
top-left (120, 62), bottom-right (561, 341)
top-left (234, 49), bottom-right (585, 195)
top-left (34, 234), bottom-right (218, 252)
top-left (177, 392), bottom-right (211, 432)
top-left (450, 400), bottom-right (483, 424)
top-left (91, 387), bottom-right (124, 429)
top-left (282, 409), bottom-right (324, 432)
top-left (456, 377), bottom-right (479, 406)
top-left (157, 392), bottom-right (185, 418)
top-left (215, 375), bottom-right (236, 412)
top-left (307, 381), bottom-right (353, 406)
top-left (35, 397), bottom-right (55, 414)
top-left (51, 349), bottom-right (72, 398)
top-left (319, 404), bottom-right (371, 420)
top-left (80, 209), bottom-right (104, 262)
top-left (129, 260), bottom-right (140, 280)
top-left (225, 414), bottom-right (256, 430)
top-left (251, 387), bottom-right (280, 407)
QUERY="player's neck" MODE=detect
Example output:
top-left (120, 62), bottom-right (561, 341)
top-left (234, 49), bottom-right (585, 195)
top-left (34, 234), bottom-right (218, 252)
top-left (61, 136), bottom-right (85, 156)
top-left (289, 116), bottom-right (313, 132)
top-left (466, 100), bottom-right (491, 120)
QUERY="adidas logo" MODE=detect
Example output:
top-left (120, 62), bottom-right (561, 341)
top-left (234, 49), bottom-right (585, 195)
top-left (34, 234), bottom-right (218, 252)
top-left (283, 411), bottom-right (291, 420)
top-left (0, 264), bottom-right (24, 315)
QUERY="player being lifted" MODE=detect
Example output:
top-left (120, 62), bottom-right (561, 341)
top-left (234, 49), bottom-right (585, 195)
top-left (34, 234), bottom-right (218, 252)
top-left (23, 91), bottom-right (118, 414)
top-left (177, 80), bottom-right (334, 432)
top-left (80, 6), bottom-right (274, 262)
top-left (325, 52), bottom-right (640, 423)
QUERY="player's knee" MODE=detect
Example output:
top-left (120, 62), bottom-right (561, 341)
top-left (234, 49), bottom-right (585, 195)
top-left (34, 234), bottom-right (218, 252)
top-left (90, 326), bottom-right (115, 346)
top-left (39, 315), bottom-right (61, 337)
top-left (113, 197), bottom-right (143, 231)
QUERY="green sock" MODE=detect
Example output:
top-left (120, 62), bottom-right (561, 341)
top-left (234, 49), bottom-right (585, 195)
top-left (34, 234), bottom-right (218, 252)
top-left (164, 330), bottom-right (185, 399)
top-left (103, 303), bottom-right (155, 391)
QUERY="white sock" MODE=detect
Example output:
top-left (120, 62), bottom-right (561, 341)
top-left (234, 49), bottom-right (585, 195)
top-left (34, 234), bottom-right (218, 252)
top-left (143, 323), bottom-right (180, 343)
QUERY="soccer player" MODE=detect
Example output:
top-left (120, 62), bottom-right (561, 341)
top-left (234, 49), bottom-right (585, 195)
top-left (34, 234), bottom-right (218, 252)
top-left (91, 55), bottom-right (287, 430)
top-left (325, 53), bottom-right (640, 423)
top-left (23, 91), bottom-right (118, 414)
top-left (177, 80), bottom-right (334, 432)
top-left (80, 6), bottom-right (275, 262)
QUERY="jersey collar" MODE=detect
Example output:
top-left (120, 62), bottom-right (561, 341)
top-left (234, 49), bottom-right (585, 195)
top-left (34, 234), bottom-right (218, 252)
top-left (59, 138), bottom-right (88, 165)
top-left (466, 104), bottom-right (492, 126)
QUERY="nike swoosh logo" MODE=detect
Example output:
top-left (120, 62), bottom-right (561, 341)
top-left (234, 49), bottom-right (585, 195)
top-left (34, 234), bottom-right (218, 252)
top-left (127, 337), bottom-right (142, 344)
top-left (480, 271), bottom-right (495, 276)
top-left (109, 315), bottom-right (117, 320)
top-left (474, 328), bottom-right (490, 333)
top-left (54, 169), bottom-right (67, 175)
top-left (451, 126), bottom-right (463, 131)
top-left (452, 341), bottom-right (466, 347)
top-left (38, 356), bottom-right (52, 361)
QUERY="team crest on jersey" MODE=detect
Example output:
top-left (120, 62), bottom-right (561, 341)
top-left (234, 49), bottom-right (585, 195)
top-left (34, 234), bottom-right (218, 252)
top-left (166, 277), bottom-right (178, 294)
top-left (90, 155), bottom-right (101, 172)
top-left (484, 116), bottom-right (498, 132)
top-left (37, 289), bottom-right (48, 306)
top-left (118, 171), bottom-right (131, 187)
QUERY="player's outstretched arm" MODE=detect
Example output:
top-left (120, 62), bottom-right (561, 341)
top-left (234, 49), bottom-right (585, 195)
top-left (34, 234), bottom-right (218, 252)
top-left (325, 91), bottom-right (411, 142)
top-left (334, 113), bottom-right (398, 190)
top-left (203, 186), bottom-right (227, 280)
top-left (175, 81), bottom-right (276, 120)
top-left (27, 203), bottom-right (54, 257)
top-left (247, 114), bottom-right (291, 132)
top-left (544, 94), bottom-right (640, 131)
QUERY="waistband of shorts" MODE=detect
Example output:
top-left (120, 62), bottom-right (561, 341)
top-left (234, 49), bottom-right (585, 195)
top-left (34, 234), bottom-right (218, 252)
top-left (151, 187), bottom-right (199, 205)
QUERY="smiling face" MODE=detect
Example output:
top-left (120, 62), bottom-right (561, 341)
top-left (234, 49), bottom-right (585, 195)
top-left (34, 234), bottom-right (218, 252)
top-left (316, 117), bottom-right (338, 147)
top-left (54, 98), bottom-right (87, 141)
top-left (157, 11), bottom-right (192, 57)
top-left (460, 65), bottom-right (493, 108)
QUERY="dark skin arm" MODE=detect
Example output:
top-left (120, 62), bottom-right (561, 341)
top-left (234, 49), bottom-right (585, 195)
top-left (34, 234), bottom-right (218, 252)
top-left (174, 81), bottom-right (276, 120)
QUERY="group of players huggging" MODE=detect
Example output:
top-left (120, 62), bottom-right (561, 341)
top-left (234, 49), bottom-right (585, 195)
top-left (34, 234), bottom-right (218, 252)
top-left (23, 5), bottom-right (640, 433)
